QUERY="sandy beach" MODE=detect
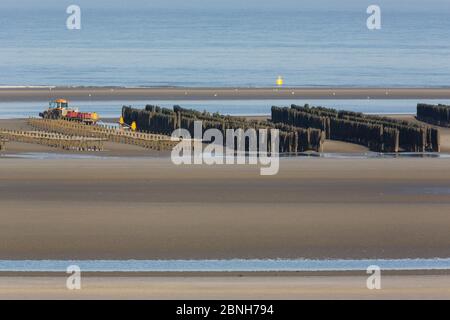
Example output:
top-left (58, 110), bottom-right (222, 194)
top-left (1, 115), bottom-right (450, 299)
top-left (1, 130), bottom-right (450, 300)
top-left (2, 87), bottom-right (450, 102)
top-left (1, 273), bottom-right (450, 299)
top-left (0, 157), bottom-right (449, 260)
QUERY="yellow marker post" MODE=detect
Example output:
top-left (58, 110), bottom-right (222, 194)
top-left (131, 121), bottom-right (137, 131)
top-left (276, 76), bottom-right (284, 86)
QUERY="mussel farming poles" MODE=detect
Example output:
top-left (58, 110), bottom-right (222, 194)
top-left (0, 130), bottom-right (105, 151)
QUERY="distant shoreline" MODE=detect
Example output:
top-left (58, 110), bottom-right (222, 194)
top-left (3, 87), bottom-right (450, 101)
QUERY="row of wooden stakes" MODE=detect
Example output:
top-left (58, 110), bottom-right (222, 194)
top-left (0, 129), bottom-right (105, 151)
top-left (272, 105), bottom-right (440, 152)
top-left (27, 118), bottom-right (179, 151)
top-left (0, 138), bottom-right (7, 151)
top-left (417, 103), bottom-right (450, 127)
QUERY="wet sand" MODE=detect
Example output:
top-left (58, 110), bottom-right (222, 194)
top-left (0, 158), bottom-right (449, 260)
top-left (2, 87), bottom-right (450, 102)
top-left (1, 274), bottom-right (449, 299)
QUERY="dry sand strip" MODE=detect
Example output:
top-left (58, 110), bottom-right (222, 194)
top-left (0, 274), bottom-right (449, 299)
top-left (0, 158), bottom-right (450, 260)
top-left (3, 87), bottom-right (450, 102)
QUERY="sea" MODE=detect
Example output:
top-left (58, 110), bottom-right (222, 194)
top-left (0, 1), bottom-right (450, 88)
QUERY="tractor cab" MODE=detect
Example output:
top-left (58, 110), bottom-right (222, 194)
top-left (40, 99), bottom-right (73, 119)
top-left (49, 99), bottom-right (69, 110)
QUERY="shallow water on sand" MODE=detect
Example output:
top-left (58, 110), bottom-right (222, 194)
top-left (1, 258), bottom-right (450, 272)
top-left (2, 152), bottom-right (450, 160)
top-left (1, 99), bottom-right (450, 119)
top-left (0, 153), bottom-right (118, 160)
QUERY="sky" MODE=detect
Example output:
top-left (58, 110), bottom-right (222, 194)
top-left (0, 0), bottom-right (449, 12)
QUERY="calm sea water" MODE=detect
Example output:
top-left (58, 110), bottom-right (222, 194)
top-left (1, 3), bottom-right (450, 87)
top-left (2, 99), bottom-right (450, 119)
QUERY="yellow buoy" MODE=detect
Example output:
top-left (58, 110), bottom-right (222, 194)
top-left (131, 121), bottom-right (137, 131)
top-left (276, 76), bottom-right (284, 86)
top-left (119, 116), bottom-right (124, 125)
